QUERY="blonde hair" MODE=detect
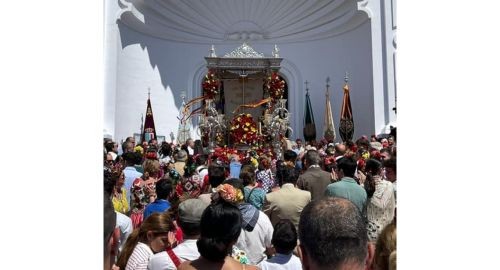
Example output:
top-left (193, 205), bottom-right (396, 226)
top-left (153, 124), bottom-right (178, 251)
top-left (116, 212), bottom-right (174, 269)
top-left (374, 221), bottom-right (396, 270)
top-left (142, 159), bottom-right (160, 178)
top-left (388, 251), bottom-right (396, 270)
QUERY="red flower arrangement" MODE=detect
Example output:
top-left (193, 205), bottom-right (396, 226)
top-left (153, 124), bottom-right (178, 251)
top-left (202, 69), bottom-right (220, 99)
top-left (213, 147), bottom-right (230, 164)
top-left (201, 128), bottom-right (225, 148)
top-left (230, 113), bottom-right (258, 145)
top-left (266, 71), bottom-right (285, 102)
top-left (212, 147), bottom-right (244, 165)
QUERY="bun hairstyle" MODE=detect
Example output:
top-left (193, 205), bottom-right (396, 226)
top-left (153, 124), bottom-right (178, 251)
top-left (364, 158), bottom-right (382, 198)
top-left (197, 201), bottom-right (242, 261)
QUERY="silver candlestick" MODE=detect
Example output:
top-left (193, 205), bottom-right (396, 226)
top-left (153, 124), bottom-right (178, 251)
top-left (198, 99), bottom-right (226, 153)
top-left (265, 99), bottom-right (292, 160)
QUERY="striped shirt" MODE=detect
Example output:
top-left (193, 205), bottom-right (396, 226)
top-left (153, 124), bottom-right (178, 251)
top-left (125, 242), bottom-right (153, 270)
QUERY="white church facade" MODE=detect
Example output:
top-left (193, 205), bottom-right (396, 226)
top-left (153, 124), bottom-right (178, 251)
top-left (104, 0), bottom-right (397, 144)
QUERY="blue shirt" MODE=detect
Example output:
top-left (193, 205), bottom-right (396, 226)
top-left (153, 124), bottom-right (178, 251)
top-left (325, 177), bottom-right (367, 213)
top-left (143, 199), bottom-right (171, 219)
top-left (229, 161), bottom-right (242, 179)
top-left (243, 186), bottom-right (266, 210)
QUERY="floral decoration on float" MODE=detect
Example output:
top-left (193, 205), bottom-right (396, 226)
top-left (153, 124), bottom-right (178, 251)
top-left (202, 69), bottom-right (220, 99)
top-left (230, 113), bottom-right (259, 145)
top-left (266, 71), bottom-right (285, 102)
top-left (211, 145), bottom-right (275, 170)
top-left (201, 129), bottom-right (225, 148)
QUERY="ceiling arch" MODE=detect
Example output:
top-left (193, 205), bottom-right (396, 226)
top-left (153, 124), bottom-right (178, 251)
top-left (118, 0), bottom-right (369, 44)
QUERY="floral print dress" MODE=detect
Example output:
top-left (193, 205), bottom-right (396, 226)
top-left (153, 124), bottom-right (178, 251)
top-left (256, 169), bottom-right (275, 193)
top-left (129, 178), bottom-right (155, 229)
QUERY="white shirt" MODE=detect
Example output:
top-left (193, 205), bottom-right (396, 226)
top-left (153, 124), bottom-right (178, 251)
top-left (125, 242), bottom-right (153, 270)
top-left (159, 156), bottom-right (171, 165)
top-left (173, 239), bottom-right (200, 261)
top-left (147, 249), bottom-right (177, 270)
top-left (196, 167), bottom-right (208, 188)
top-left (235, 210), bottom-right (274, 265)
top-left (109, 152), bottom-right (118, 161)
top-left (115, 211), bottom-right (133, 252)
top-left (258, 253), bottom-right (303, 270)
top-left (187, 146), bottom-right (194, 156)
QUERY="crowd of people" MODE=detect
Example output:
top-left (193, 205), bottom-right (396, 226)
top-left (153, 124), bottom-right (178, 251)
top-left (103, 135), bottom-right (397, 270)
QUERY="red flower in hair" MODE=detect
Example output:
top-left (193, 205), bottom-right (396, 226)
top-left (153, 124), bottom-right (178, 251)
top-left (350, 145), bottom-right (358, 152)
top-left (357, 158), bottom-right (366, 169)
top-left (371, 151), bottom-right (382, 160)
top-left (324, 156), bottom-right (336, 166)
top-left (145, 151), bottom-right (157, 160)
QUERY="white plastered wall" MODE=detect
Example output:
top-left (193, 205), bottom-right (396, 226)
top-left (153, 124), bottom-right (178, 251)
top-left (105, 0), bottom-right (396, 143)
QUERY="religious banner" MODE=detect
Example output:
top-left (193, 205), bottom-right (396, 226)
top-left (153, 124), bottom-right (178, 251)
top-left (323, 79), bottom-right (336, 142)
top-left (303, 84), bottom-right (316, 142)
top-left (142, 94), bottom-right (157, 143)
top-left (339, 76), bottom-right (354, 142)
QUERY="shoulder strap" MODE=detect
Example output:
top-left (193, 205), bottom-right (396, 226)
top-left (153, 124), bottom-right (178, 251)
top-left (166, 247), bottom-right (181, 267)
top-left (246, 188), bottom-right (257, 202)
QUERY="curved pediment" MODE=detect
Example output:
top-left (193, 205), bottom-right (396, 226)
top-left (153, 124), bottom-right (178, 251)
top-left (117, 0), bottom-right (369, 44)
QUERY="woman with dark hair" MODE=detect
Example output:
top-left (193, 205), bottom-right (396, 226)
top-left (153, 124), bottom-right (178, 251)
top-left (159, 142), bottom-right (173, 163)
top-left (364, 159), bottom-right (396, 242)
top-left (116, 212), bottom-right (176, 270)
top-left (240, 165), bottom-right (265, 210)
top-left (193, 139), bottom-right (204, 156)
top-left (273, 160), bottom-right (285, 187)
top-left (178, 195), bottom-right (259, 270)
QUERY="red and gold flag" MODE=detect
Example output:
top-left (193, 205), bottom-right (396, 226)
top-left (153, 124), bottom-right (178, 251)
top-left (142, 94), bottom-right (157, 143)
top-left (339, 78), bottom-right (354, 142)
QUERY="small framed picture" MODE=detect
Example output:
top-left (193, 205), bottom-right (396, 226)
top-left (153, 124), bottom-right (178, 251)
top-left (133, 133), bottom-right (141, 144)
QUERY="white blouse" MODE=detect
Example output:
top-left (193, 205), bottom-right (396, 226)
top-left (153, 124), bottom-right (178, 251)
top-left (367, 177), bottom-right (396, 242)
